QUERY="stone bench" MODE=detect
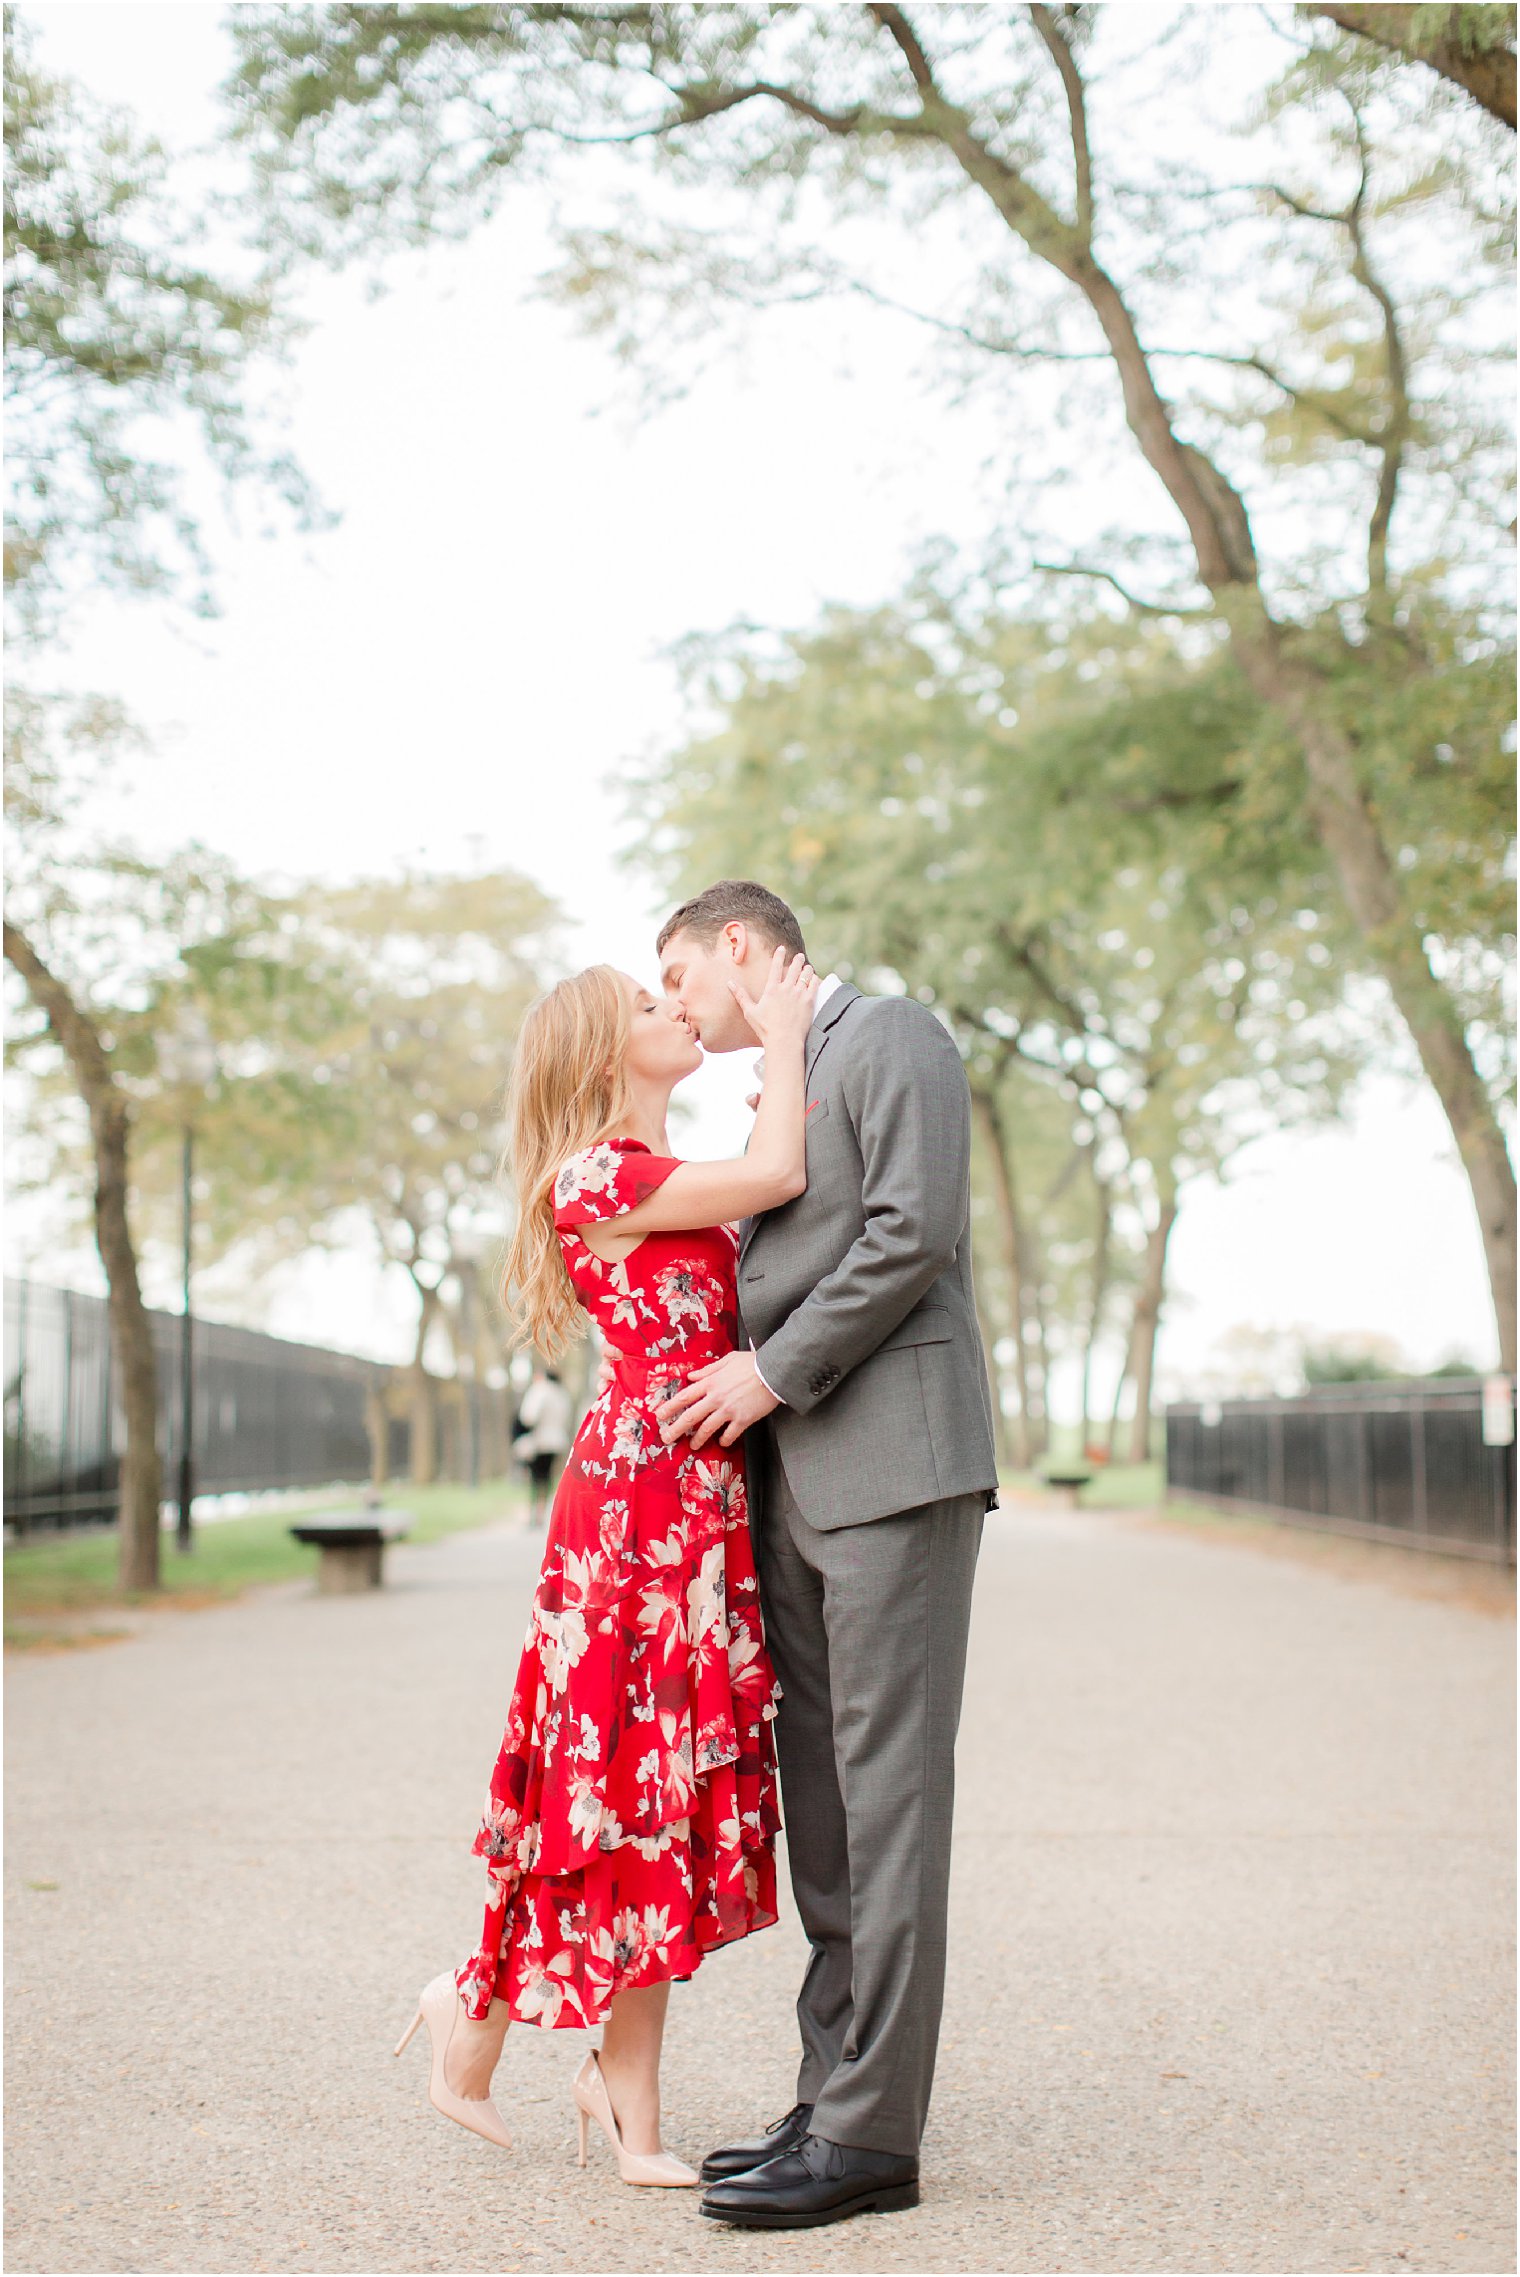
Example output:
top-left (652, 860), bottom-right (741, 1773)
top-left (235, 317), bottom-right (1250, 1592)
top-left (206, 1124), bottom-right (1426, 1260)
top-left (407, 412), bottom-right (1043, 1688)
top-left (1042, 1471), bottom-right (1092, 1511)
top-left (289, 1512), bottom-right (412, 1594)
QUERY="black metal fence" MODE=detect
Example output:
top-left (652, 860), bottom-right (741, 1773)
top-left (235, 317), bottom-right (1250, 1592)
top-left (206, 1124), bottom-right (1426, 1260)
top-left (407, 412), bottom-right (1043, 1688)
top-left (4, 1279), bottom-right (377, 1533)
top-left (1165, 1378), bottom-right (1516, 1565)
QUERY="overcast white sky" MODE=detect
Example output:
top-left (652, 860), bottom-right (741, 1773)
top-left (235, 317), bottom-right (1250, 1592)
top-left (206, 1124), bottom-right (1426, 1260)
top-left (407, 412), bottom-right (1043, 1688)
top-left (6, 2), bottom-right (1503, 1392)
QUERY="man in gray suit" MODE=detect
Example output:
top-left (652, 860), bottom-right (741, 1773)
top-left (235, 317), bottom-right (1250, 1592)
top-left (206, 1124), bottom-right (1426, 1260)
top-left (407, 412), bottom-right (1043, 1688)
top-left (656, 879), bottom-right (999, 2231)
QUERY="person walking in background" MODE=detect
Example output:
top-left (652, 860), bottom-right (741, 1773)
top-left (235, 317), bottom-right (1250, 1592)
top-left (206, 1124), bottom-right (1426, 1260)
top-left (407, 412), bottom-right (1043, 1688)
top-left (396, 947), bottom-right (818, 2190)
top-left (657, 880), bottom-right (999, 2232)
top-left (514, 1362), bottom-right (572, 1527)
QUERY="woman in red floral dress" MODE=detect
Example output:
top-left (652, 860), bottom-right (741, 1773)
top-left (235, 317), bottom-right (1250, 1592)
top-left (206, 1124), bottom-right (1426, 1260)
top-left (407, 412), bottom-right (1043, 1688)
top-left (396, 948), bottom-right (816, 2186)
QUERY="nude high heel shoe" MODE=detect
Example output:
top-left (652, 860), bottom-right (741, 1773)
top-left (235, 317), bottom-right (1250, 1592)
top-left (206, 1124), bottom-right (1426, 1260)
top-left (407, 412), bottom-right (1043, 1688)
top-left (572, 2050), bottom-right (698, 2187)
top-left (394, 1970), bottom-right (513, 2151)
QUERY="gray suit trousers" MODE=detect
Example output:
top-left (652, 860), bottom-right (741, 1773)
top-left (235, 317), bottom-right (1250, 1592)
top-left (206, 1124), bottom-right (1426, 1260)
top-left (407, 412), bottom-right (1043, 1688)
top-left (756, 1441), bottom-right (983, 2157)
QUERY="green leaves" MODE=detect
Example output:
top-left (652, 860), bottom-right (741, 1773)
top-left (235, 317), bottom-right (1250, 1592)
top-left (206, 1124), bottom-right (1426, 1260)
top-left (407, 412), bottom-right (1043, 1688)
top-left (4, 6), bottom-right (314, 636)
top-left (630, 575), bottom-right (1508, 1385)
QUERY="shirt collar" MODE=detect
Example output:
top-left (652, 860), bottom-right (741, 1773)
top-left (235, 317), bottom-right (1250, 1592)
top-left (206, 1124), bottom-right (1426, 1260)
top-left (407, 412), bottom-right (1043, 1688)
top-left (812, 972), bottom-right (845, 1023)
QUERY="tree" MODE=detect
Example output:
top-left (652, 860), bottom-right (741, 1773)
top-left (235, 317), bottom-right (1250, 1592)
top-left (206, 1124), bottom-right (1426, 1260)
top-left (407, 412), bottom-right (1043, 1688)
top-left (3, 697), bottom-right (319, 1585)
top-left (253, 870), bottom-right (558, 1480)
top-left (632, 585), bottom-right (1366, 1449)
top-left (3, 10), bottom-right (312, 1581)
top-left (12, 850), bottom-right (563, 1487)
top-left (227, 1), bottom-right (1518, 1366)
top-left (125, 867), bottom-right (560, 1482)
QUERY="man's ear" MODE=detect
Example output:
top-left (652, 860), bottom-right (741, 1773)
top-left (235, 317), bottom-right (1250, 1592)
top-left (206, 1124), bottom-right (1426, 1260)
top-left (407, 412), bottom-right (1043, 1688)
top-left (720, 920), bottom-right (747, 965)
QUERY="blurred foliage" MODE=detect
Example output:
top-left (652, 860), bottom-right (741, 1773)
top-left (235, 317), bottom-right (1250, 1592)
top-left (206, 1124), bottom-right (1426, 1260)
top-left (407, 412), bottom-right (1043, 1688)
top-left (1302, 1340), bottom-right (1407, 1382)
top-left (1296, 6), bottom-right (1515, 130)
top-left (4, 6), bottom-right (1512, 1414)
top-left (6, 687), bottom-right (357, 1246)
top-left (3, 6), bottom-right (313, 637)
top-left (632, 571), bottom-right (1511, 1425)
top-left (1, 17), bottom-right (556, 1380)
top-left (223, 2), bottom-right (1517, 1370)
top-left (181, 867), bottom-right (561, 1370)
top-left (5, 713), bottom-right (560, 1365)
top-left (223, 4), bottom-right (1514, 606)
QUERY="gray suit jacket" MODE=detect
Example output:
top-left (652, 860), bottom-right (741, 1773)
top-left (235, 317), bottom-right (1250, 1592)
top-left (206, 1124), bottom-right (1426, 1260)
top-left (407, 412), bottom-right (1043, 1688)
top-left (739, 982), bottom-right (1000, 1530)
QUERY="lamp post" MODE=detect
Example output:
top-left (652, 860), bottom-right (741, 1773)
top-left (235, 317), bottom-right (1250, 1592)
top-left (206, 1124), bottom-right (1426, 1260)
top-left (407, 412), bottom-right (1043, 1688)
top-left (451, 1225), bottom-right (491, 1489)
top-left (156, 1008), bottom-right (217, 1552)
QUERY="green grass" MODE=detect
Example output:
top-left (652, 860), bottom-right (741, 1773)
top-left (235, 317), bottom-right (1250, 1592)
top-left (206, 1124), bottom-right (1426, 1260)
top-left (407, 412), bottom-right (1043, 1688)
top-left (4, 1476), bottom-right (524, 1635)
top-left (998, 1457), bottom-right (1164, 1508)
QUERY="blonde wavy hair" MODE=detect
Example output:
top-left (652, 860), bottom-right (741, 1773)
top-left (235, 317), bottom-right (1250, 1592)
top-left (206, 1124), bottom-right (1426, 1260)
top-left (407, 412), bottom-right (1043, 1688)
top-left (501, 965), bottom-right (634, 1360)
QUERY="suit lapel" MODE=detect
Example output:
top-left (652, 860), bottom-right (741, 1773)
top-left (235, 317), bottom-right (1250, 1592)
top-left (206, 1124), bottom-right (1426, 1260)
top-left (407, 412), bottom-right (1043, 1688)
top-left (804, 980), bottom-right (861, 1087)
top-left (740, 984), bottom-right (861, 1263)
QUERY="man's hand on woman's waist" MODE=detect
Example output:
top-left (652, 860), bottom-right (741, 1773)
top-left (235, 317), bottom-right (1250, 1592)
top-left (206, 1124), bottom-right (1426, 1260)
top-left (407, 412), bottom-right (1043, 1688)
top-left (656, 1350), bottom-right (781, 1451)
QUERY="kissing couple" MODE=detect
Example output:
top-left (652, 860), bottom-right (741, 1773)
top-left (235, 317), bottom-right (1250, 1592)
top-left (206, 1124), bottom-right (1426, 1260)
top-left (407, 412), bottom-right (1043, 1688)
top-left (395, 877), bottom-right (999, 2231)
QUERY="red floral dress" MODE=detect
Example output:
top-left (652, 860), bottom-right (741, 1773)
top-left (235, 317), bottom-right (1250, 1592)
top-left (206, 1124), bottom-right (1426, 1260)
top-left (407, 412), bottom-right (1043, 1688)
top-left (455, 1137), bottom-right (781, 2028)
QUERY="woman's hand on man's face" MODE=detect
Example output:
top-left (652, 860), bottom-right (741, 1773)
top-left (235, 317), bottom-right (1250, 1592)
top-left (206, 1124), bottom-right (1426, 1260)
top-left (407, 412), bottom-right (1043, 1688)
top-left (728, 947), bottom-right (818, 1047)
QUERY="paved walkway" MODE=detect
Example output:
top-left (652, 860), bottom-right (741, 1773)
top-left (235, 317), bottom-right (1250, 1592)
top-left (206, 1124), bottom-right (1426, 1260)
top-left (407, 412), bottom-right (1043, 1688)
top-left (5, 1506), bottom-right (1513, 2275)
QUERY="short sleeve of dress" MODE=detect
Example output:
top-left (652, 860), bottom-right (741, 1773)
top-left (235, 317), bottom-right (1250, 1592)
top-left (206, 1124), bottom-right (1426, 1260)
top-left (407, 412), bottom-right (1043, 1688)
top-left (552, 1138), bottom-right (682, 1230)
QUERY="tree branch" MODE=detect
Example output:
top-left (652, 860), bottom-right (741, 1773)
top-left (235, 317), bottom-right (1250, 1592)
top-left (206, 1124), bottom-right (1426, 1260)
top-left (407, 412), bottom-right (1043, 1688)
top-left (1029, 4), bottom-right (1094, 241)
top-left (840, 279), bottom-right (1113, 360)
top-left (855, 7), bottom-right (1258, 588)
top-left (1105, 781), bottom-right (1244, 814)
top-left (540, 73), bottom-right (935, 147)
top-left (866, 2), bottom-right (941, 99)
top-left (1305, 4), bottom-right (1516, 129)
top-left (1032, 558), bottom-right (1209, 616)
top-left (1341, 118), bottom-right (1412, 595)
top-left (547, 82), bottom-right (853, 143)
top-left (1225, 352), bottom-right (1368, 442)
top-left (670, 79), bottom-right (881, 139)
top-left (1270, 120), bottom-right (1413, 594)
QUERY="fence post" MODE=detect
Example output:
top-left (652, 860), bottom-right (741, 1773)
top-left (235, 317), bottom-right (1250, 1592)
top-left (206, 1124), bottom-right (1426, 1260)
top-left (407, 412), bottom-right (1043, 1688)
top-left (12, 1275), bottom-right (29, 1538)
top-left (59, 1288), bottom-right (73, 1522)
top-left (1357, 1403), bottom-right (1372, 1529)
top-left (101, 1293), bottom-right (116, 1519)
top-left (1409, 1391), bottom-right (1427, 1541)
top-left (177, 1123), bottom-right (194, 1552)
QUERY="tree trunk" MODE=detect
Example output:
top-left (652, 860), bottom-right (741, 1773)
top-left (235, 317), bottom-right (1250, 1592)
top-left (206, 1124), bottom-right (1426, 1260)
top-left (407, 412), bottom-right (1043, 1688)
top-left (1102, 1318), bottom-right (1133, 1459)
top-left (1225, 605), bottom-right (1518, 1371)
top-left (1126, 1180), bottom-right (1180, 1464)
top-left (406, 1365), bottom-right (438, 1484)
top-left (970, 1085), bottom-right (1034, 1466)
top-left (403, 1277), bottom-right (443, 1484)
top-left (365, 1376), bottom-right (390, 1489)
top-left (1079, 1155), bottom-right (1114, 1451)
top-left (1026, 1245), bottom-right (1052, 1459)
top-left (3, 922), bottom-right (162, 1590)
top-left (972, 1250), bottom-right (1013, 1467)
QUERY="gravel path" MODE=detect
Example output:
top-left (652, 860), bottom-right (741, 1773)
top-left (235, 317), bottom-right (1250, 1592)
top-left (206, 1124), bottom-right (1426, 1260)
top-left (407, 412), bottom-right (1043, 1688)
top-left (5, 1505), bottom-right (1513, 2275)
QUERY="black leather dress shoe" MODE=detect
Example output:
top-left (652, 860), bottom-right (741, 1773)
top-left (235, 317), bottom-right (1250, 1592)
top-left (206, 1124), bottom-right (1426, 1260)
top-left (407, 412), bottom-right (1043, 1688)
top-left (701, 2133), bottom-right (920, 2228)
top-left (699, 2101), bottom-right (815, 2184)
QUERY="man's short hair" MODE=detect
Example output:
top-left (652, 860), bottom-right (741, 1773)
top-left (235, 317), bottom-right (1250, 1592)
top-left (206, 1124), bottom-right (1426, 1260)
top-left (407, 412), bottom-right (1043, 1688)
top-left (657, 879), bottom-right (807, 959)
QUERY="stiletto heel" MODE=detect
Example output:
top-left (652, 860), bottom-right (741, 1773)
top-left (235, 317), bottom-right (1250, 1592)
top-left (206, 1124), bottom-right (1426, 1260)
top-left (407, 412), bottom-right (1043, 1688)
top-left (571, 2051), bottom-right (698, 2188)
top-left (577, 2106), bottom-right (589, 2168)
top-left (396, 1971), bottom-right (513, 2151)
